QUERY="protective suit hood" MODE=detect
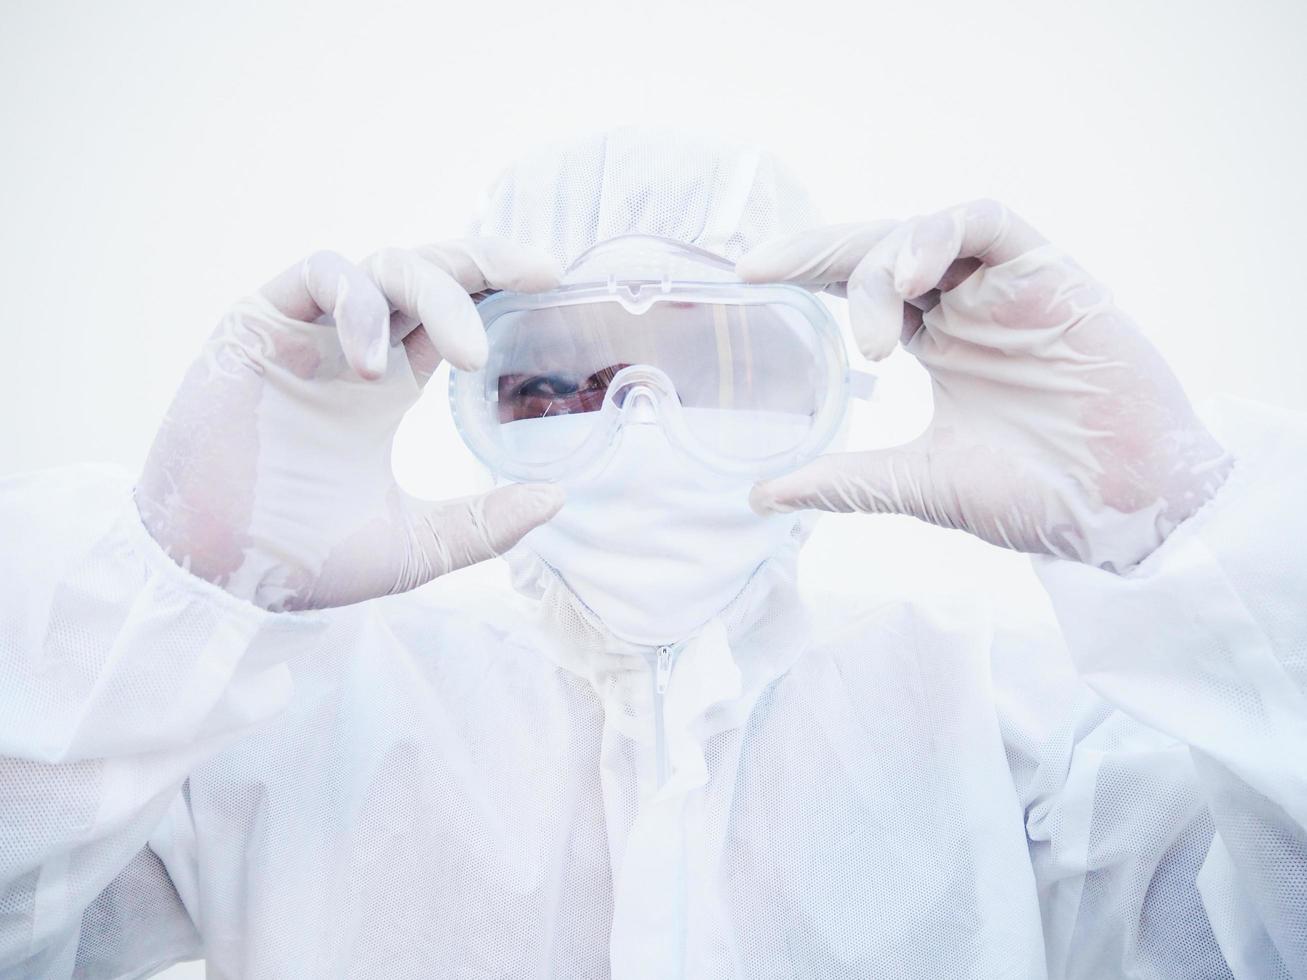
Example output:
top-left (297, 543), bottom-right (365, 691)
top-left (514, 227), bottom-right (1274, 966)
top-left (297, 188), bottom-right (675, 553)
top-left (470, 126), bottom-right (822, 269)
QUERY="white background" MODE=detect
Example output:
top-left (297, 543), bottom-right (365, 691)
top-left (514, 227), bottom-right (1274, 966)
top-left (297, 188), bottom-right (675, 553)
top-left (1, 1), bottom-right (1303, 976)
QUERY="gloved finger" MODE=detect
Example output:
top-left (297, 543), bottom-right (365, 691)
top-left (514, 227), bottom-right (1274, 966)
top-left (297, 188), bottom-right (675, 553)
top-left (893, 210), bottom-right (965, 300)
top-left (893, 199), bottom-right (1049, 299)
top-left (735, 221), bottom-right (898, 287)
top-left (898, 259), bottom-right (983, 323)
top-left (364, 247), bottom-right (487, 371)
top-left (846, 225), bottom-right (914, 360)
top-left (260, 250), bottom-right (392, 380)
top-left (749, 446), bottom-right (932, 518)
top-left (400, 324), bottom-right (441, 386)
top-left (406, 483), bottom-right (566, 583)
top-left (414, 237), bottom-right (563, 294)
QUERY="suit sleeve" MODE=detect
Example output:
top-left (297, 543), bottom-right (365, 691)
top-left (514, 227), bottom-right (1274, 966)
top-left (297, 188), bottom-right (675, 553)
top-left (0, 465), bottom-right (323, 977)
top-left (1028, 397), bottom-right (1307, 977)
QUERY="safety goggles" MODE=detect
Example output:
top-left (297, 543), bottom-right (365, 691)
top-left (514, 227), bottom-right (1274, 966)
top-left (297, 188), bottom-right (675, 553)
top-left (449, 235), bottom-right (871, 483)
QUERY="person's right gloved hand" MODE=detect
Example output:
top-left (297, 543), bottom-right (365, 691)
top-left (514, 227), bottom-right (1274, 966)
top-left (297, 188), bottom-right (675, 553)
top-left (136, 240), bottom-right (566, 611)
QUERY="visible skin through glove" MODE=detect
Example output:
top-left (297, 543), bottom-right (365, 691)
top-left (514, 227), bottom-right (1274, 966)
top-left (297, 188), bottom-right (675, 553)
top-left (738, 200), bottom-right (1233, 572)
top-left (137, 238), bottom-right (566, 611)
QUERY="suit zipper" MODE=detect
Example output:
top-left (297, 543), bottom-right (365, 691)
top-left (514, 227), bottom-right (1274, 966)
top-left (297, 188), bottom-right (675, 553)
top-left (651, 643), bottom-right (678, 789)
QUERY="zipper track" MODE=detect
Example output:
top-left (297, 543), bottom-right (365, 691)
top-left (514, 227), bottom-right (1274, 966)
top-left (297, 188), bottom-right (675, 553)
top-left (651, 644), bottom-right (676, 789)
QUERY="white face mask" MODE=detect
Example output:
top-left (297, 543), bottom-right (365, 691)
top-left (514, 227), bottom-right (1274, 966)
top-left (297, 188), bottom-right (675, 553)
top-left (507, 418), bottom-right (801, 646)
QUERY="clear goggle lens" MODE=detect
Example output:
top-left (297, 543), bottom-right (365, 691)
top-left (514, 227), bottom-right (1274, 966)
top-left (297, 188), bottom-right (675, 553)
top-left (449, 238), bottom-right (862, 482)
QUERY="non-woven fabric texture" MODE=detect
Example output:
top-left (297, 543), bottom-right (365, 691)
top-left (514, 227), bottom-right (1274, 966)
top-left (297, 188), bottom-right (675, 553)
top-left (1, 398), bottom-right (1304, 978)
top-left (471, 128), bottom-right (823, 269)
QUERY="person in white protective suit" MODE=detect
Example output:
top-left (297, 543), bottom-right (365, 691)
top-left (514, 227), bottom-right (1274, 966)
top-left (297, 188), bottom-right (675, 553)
top-left (1, 128), bottom-right (1304, 980)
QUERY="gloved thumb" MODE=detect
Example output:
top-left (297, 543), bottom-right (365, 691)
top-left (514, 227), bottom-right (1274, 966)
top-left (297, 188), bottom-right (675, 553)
top-left (749, 447), bottom-right (933, 519)
top-left (403, 483), bottom-right (565, 585)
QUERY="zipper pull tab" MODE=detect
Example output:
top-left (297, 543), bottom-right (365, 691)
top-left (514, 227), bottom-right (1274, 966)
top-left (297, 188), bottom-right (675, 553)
top-left (655, 645), bottom-right (673, 695)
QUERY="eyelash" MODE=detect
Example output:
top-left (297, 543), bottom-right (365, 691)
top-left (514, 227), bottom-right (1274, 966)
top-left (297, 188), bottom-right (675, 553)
top-left (515, 365), bottom-right (627, 399)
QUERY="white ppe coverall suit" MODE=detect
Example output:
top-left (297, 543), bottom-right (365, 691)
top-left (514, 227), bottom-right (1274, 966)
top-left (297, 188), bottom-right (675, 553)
top-left (1, 131), bottom-right (1305, 979)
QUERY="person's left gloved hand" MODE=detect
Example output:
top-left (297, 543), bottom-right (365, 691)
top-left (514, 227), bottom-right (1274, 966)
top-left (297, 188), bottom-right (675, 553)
top-left (737, 200), bottom-right (1233, 571)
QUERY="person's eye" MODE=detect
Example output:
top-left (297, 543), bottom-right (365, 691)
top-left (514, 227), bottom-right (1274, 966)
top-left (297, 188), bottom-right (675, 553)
top-left (517, 374), bottom-right (580, 398)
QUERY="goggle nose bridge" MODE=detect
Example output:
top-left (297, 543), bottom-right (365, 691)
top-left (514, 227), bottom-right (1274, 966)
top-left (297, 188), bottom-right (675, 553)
top-left (602, 364), bottom-right (681, 420)
top-left (617, 388), bottom-right (659, 424)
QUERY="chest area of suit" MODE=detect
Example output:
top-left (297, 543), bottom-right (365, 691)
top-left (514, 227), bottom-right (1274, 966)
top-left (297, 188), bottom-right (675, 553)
top-left (185, 648), bottom-right (1039, 978)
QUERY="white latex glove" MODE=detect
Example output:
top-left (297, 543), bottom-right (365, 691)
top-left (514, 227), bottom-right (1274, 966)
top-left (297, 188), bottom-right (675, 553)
top-left (137, 239), bottom-right (565, 610)
top-left (738, 200), bottom-right (1232, 571)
